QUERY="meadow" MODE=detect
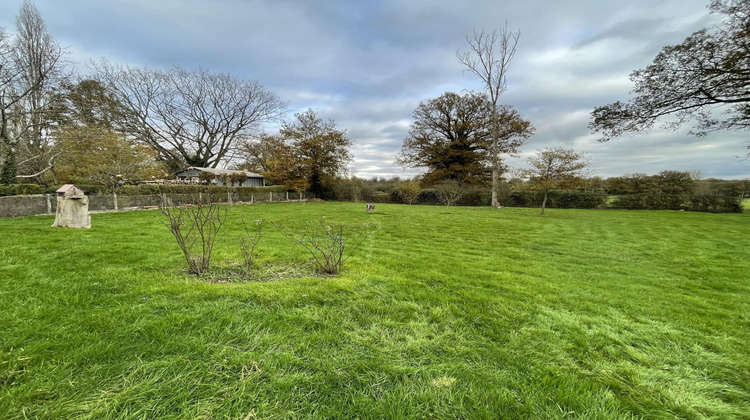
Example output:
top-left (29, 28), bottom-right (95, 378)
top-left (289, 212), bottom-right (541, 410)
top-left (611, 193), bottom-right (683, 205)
top-left (1, 202), bottom-right (748, 419)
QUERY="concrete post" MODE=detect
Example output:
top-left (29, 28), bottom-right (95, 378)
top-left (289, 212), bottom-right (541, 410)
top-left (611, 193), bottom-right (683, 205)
top-left (46, 194), bottom-right (52, 214)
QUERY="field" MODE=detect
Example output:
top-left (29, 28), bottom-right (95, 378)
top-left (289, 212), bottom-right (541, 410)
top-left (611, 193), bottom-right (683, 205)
top-left (1, 202), bottom-right (749, 419)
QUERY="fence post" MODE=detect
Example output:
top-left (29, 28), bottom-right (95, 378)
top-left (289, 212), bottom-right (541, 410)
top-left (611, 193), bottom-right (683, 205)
top-left (46, 194), bottom-right (52, 214)
top-left (251, 193), bottom-right (254, 204)
top-left (270, 192), bottom-right (273, 202)
top-left (286, 191), bottom-right (289, 201)
top-left (228, 190), bottom-right (232, 204)
top-left (113, 192), bottom-right (118, 210)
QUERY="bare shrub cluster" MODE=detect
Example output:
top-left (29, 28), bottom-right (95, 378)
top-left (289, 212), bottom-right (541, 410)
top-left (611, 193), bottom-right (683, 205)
top-left (159, 189), bottom-right (229, 274)
top-left (273, 218), bottom-right (374, 274)
top-left (159, 190), bottom-right (373, 277)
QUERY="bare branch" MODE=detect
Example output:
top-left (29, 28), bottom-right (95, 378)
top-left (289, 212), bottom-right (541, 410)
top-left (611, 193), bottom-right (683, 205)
top-left (92, 61), bottom-right (287, 171)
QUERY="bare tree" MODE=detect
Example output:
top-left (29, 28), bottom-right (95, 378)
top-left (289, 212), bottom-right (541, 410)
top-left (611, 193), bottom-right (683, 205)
top-left (92, 62), bottom-right (286, 171)
top-left (0, 0), bottom-right (68, 182)
top-left (434, 180), bottom-right (464, 207)
top-left (457, 24), bottom-right (521, 208)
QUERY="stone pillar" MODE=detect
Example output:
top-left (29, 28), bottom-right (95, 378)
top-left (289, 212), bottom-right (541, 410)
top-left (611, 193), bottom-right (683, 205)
top-left (53, 196), bottom-right (91, 228)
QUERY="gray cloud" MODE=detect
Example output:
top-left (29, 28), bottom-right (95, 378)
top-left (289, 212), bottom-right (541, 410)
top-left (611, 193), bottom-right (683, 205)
top-left (1, 0), bottom-right (747, 179)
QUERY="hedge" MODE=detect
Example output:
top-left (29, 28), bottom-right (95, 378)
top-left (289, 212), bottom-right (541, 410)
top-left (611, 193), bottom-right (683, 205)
top-left (611, 193), bottom-right (742, 213)
top-left (500, 190), bottom-right (606, 209)
top-left (0, 184), bottom-right (48, 196)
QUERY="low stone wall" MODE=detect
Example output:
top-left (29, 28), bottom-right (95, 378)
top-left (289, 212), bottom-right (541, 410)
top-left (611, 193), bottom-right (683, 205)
top-left (0, 191), bottom-right (310, 218)
top-left (0, 194), bottom-right (53, 218)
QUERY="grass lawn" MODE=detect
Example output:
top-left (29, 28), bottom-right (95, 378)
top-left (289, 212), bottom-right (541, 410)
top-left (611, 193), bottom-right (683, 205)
top-left (1, 202), bottom-right (749, 419)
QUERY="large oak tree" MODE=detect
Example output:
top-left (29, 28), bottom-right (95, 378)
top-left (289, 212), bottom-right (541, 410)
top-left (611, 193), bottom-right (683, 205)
top-left (590, 0), bottom-right (749, 149)
top-left (397, 91), bottom-right (533, 186)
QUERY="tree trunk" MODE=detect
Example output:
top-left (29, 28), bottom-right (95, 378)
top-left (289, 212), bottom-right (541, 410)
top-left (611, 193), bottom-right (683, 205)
top-left (540, 190), bottom-right (548, 215)
top-left (490, 107), bottom-right (500, 208)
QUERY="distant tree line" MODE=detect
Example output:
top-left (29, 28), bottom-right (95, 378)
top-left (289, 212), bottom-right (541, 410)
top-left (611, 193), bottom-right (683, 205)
top-left (328, 171), bottom-right (747, 213)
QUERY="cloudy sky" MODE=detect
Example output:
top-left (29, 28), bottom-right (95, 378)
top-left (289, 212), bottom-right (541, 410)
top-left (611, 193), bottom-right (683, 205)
top-left (1, 0), bottom-right (748, 179)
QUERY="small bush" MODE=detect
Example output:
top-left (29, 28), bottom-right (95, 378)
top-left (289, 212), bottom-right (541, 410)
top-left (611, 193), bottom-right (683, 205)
top-left (239, 217), bottom-right (264, 273)
top-left (159, 188), bottom-right (231, 274)
top-left (396, 180), bottom-right (421, 205)
top-left (457, 187), bottom-right (491, 206)
top-left (369, 191), bottom-right (393, 203)
top-left (417, 189), bottom-right (440, 205)
top-left (273, 218), bottom-right (374, 274)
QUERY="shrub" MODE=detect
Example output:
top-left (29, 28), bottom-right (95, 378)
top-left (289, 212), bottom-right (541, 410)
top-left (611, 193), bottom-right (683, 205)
top-left (687, 194), bottom-right (742, 213)
top-left (457, 187), bottom-right (491, 206)
top-left (396, 180), bottom-right (421, 205)
top-left (434, 180), bottom-right (463, 206)
top-left (369, 191), bottom-right (393, 203)
top-left (417, 189), bottom-right (440, 205)
top-left (333, 178), bottom-right (369, 203)
top-left (159, 188), bottom-right (230, 274)
top-left (273, 218), bottom-right (374, 274)
top-left (229, 172), bottom-right (247, 186)
top-left (239, 217), bottom-right (264, 273)
top-left (198, 171), bottom-right (214, 184)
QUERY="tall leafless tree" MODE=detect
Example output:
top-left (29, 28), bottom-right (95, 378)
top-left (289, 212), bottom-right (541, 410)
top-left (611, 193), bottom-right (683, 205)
top-left (0, 0), bottom-right (67, 182)
top-left (457, 24), bottom-right (521, 208)
top-left (92, 61), bottom-right (286, 171)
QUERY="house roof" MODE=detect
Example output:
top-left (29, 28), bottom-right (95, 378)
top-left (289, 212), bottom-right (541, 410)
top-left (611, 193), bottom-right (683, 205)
top-left (178, 167), bottom-right (263, 178)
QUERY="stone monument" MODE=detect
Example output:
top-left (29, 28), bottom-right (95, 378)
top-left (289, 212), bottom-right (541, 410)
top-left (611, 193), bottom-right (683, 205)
top-left (52, 184), bottom-right (91, 228)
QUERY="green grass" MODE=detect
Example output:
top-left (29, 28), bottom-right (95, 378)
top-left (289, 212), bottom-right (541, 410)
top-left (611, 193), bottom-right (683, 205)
top-left (1, 202), bottom-right (749, 419)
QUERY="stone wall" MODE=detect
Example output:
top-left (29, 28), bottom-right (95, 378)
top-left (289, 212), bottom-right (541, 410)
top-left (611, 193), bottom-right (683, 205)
top-left (0, 194), bottom-right (53, 218)
top-left (0, 192), bottom-right (309, 218)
